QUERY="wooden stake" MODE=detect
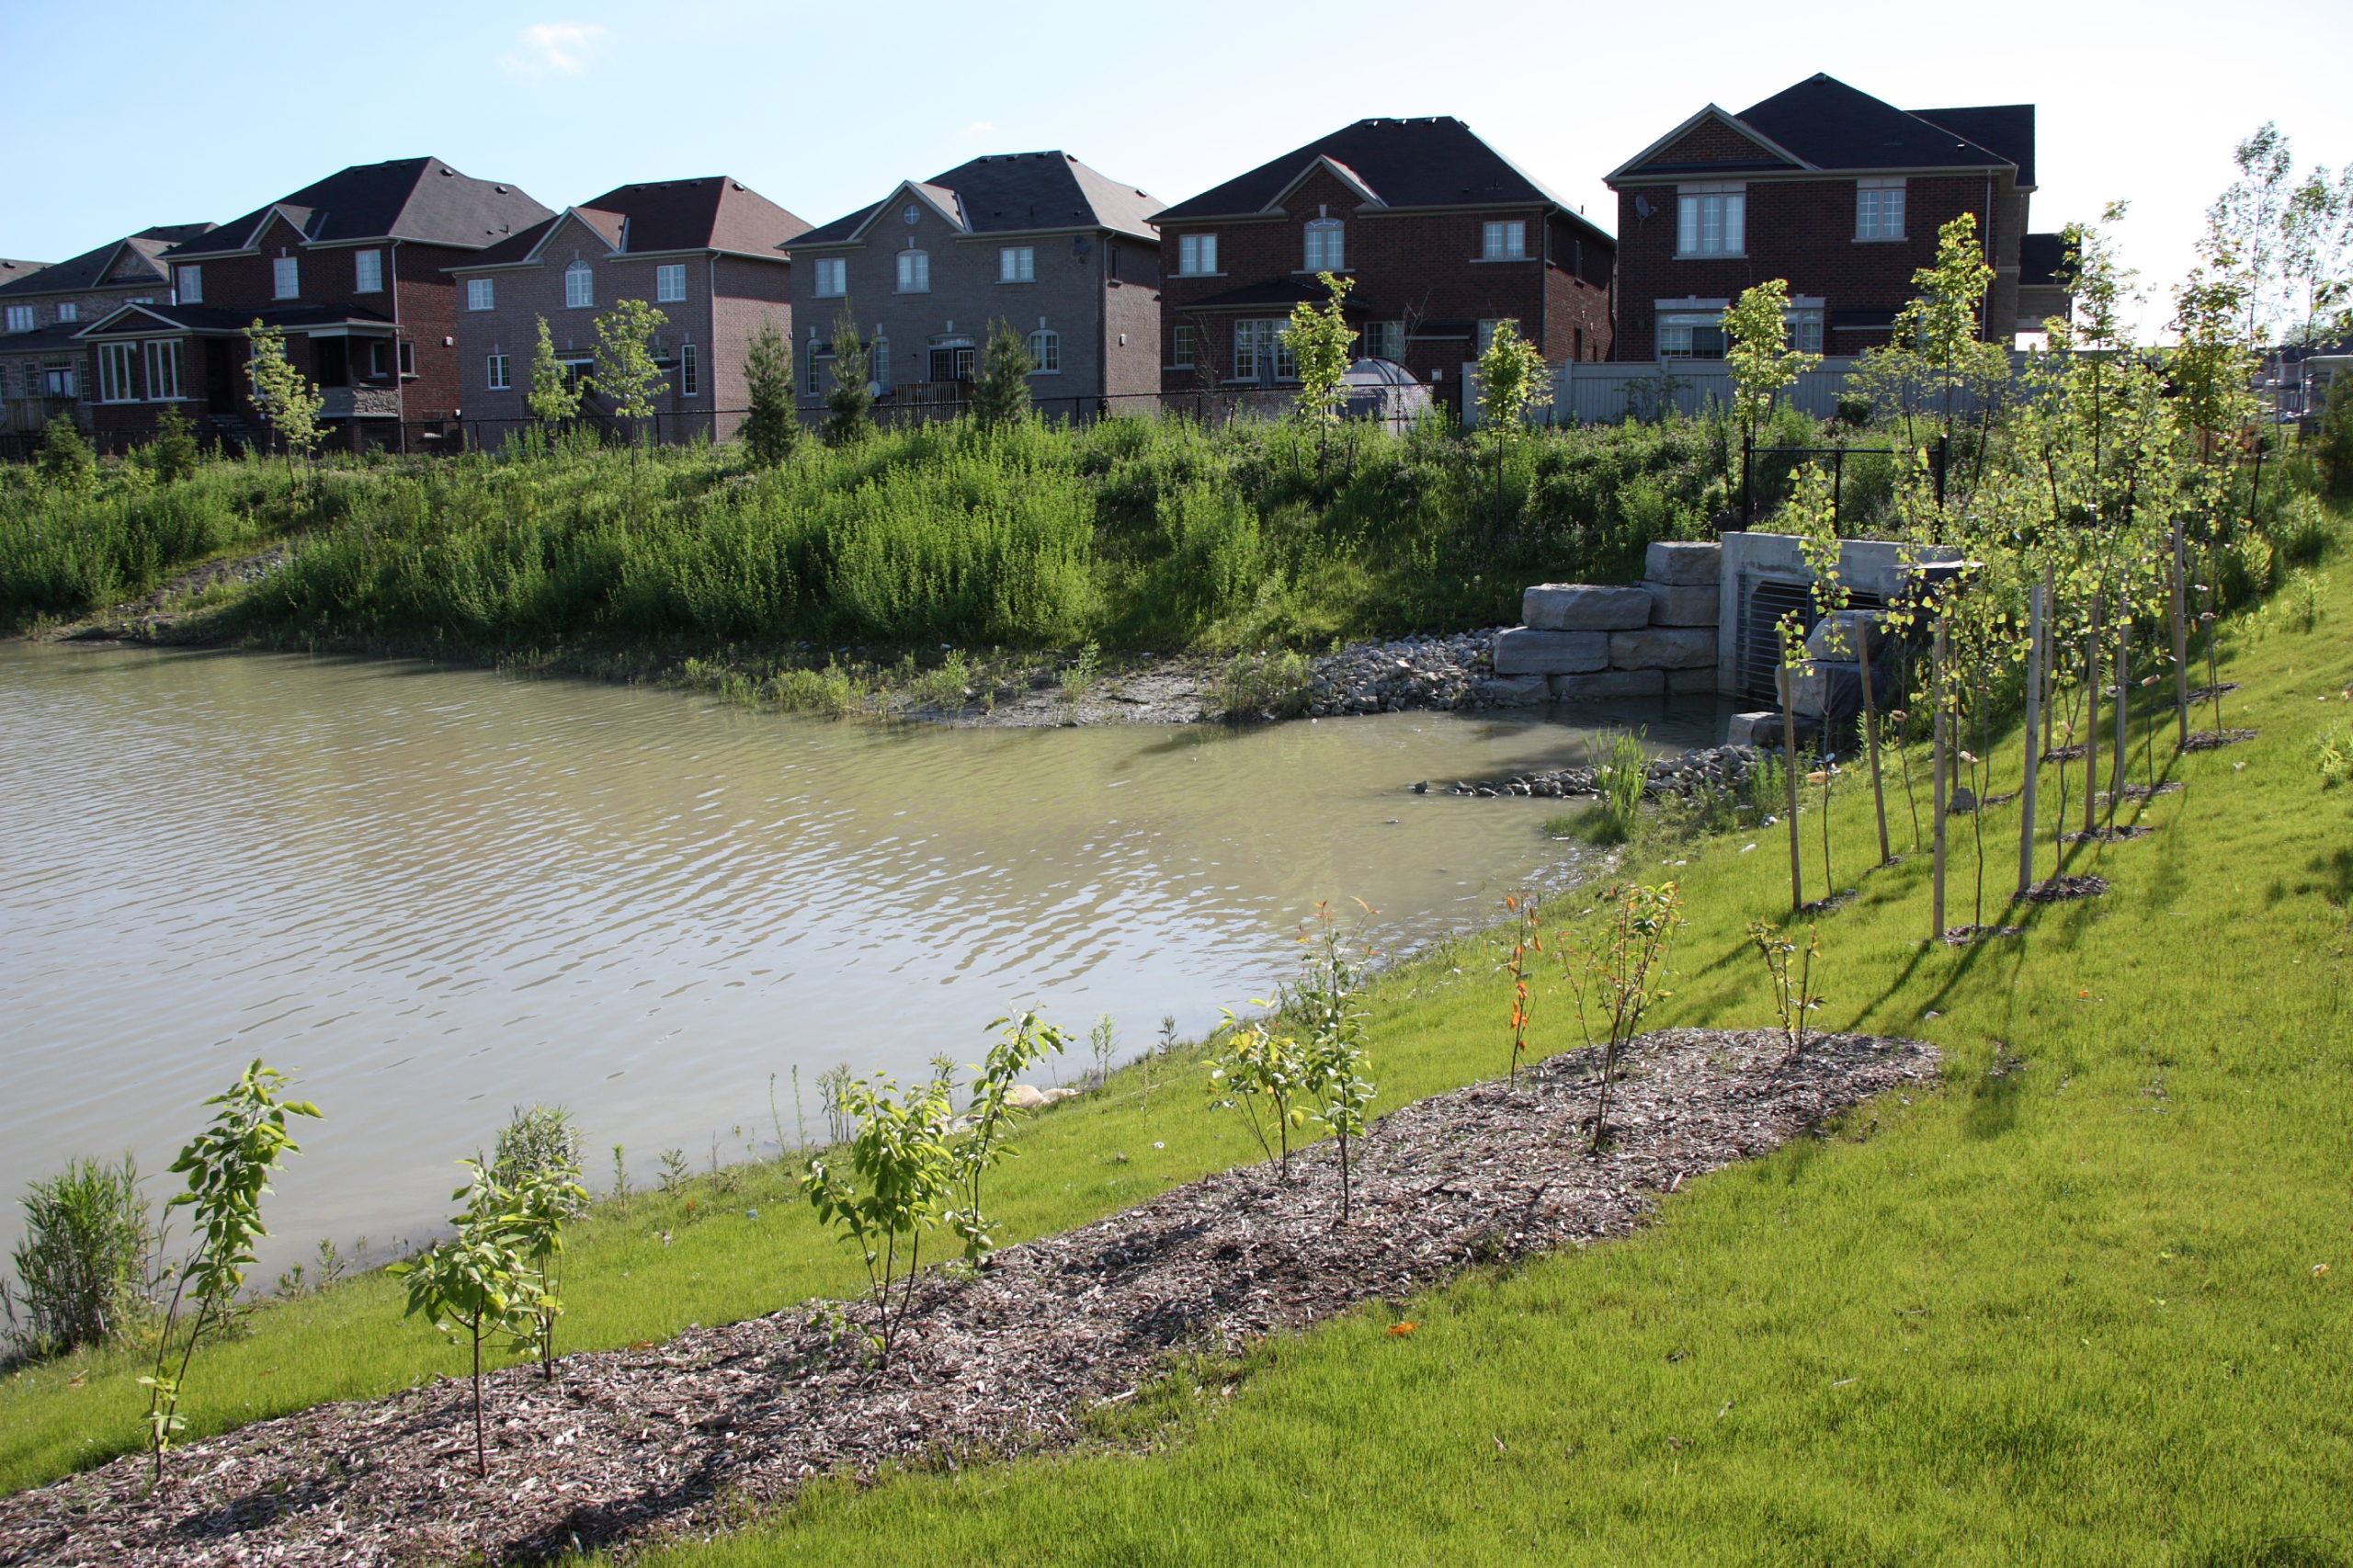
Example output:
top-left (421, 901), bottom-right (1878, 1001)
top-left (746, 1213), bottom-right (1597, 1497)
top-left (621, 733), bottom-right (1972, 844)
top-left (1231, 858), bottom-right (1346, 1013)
top-left (1932, 618), bottom-right (1949, 941)
top-left (2171, 520), bottom-right (2189, 753)
top-left (1780, 642), bottom-right (1805, 914)
top-left (1859, 615), bottom-right (1891, 866)
top-left (2018, 581), bottom-right (2044, 899)
top-left (2083, 596), bottom-right (2102, 838)
top-left (2110, 606), bottom-right (2130, 823)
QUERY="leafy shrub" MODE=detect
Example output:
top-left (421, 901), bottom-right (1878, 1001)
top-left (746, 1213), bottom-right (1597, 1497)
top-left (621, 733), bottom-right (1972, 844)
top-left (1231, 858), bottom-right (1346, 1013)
top-left (2, 1156), bottom-right (157, 1362)
top-left (1212, 649), bottom-right (1312, 722)
top-left (2316, 722), bottom-right (2353, 789)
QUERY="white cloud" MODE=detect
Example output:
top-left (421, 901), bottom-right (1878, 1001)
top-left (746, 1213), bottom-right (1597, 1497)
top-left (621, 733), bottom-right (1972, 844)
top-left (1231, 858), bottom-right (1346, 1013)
top-left (500, 22), bottom-right (608, 77)
top-left (959, 120), bottom-right (996, 139)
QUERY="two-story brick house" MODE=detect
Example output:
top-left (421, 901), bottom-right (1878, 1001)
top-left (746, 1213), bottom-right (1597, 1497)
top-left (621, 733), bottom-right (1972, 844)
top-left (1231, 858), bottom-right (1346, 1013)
top-left (1604, 73), bottom-right (2061, 361)
top-left (446, 176), bottom-right (808, 444)
top-left (787, 152), bottom-right (1164, 419)
top-left (1152, 118), bottom-right (1615, 415)
top-left (76, 158), bottom-right (550, 450)
top-left (0, 225), bottom-right (211, 438)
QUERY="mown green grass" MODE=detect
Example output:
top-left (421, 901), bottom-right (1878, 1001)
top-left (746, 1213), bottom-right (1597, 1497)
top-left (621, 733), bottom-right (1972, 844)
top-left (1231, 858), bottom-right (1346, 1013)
top-left (587, 574), bottom-right (2353, 1562)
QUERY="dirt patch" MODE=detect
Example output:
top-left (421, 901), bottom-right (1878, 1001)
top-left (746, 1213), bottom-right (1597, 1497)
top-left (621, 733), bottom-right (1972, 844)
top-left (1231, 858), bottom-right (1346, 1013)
top-left (0, 1029), bottom-right (1934, 1568)
top-left (2104, 781), bottom-right (2186, 803)
top-left (1941, 925), bottom-right (2024, 945)
top-left (2020, 875), bottom-right (2109, 903)
top-left (2185, 683), bottom-right (2240, 705)
top-left (2182, 728), bottom-right (2258, 752)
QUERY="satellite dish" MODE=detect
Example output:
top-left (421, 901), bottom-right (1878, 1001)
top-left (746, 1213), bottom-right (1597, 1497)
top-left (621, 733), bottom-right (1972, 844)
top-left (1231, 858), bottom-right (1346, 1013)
top-left (1633, 195), bottom-right (1654, 222)
top-left (1072, 235), bottom-right (1093, 257)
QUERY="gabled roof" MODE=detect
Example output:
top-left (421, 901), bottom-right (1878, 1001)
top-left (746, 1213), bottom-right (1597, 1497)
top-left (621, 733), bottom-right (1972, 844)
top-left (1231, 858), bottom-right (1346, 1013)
top-left (1608, 74), bottom-right (2029, 184)
top-left (0, 259), bottom-right (51, 289)
top-left (165, 159), bottom-right (551, 258)
top-left (792, 152), bottom-right (1163, 246)
top-left (449, 177), bottom-right (808, 272)
top-left (1154, 118), bottom-right (1603, 243)
top-left (0, 223), bottom-right (214, 299)
top-left (78, 300), bottom-right (395, 335)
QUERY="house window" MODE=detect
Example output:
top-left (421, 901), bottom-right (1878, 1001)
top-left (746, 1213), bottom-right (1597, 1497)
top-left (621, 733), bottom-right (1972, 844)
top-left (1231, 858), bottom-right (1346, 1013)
top-left (678, 341), bottom-right (699, 395)
top-left (1170, 324), bottom-right (1198, 368)
top-left (813, 257), bottom-right (846, 297)
top-left (1177, 233), bottom-right (1217, 276)
top-left (1657, 311), bottom-right (1727, 358)
top-left (142, 340), bottom-right (180, 400)
top-left (1787, 306), bottom-right (1824, 353)
top-left (1481, 221), bottom-right (1527, 260)
top-left (564, 262), bottom-right (594, 309)
top-left (56, 301), bottom-right (78, 324)
top-left (397, 341), bottom-right (415, 375)
top-left (99, 341), bottom-right (139, 401)
top-left (43, 364), bottom-right (74, 396)
top-left (1361, 321), bottom-right (1404, 360)
top-left (928, 344), bottom-right (975, 381)
top-left (1029, 329), bottom-right (1059, 373)
top-left (805, 337), bottom-right (826, 396)
top-left (487, 353), bottom-right (511, 390)
top-left (1677, 190), bottom-right (1745, 256)
top-left (1303, 220), bottom-right (1345, 273)
top-left (4, 305), bottom-right (30, 334)
top-left (467, 278), bottom-right (495, 312)
top-left (655, 264), bottom-right (687, 302)
top-left (896, 250), bottom-right (930, 292)
top-left (355, 250), bottom-right (384, 292)
top-left (1857, 181), bottom-right (1905, 241)
top-left (999, 246), bottom-right (1036, 283)
top-left (1233, 319), bottom-right (1296, 381)
top-left (871, 335), bottom-right (891, 392)
top-left (273, 256), bottom-right (300, 299)
top-left (1476, 319), bottom-right (1521, 354)
top-left (176, 265), bottom-right (203, 304)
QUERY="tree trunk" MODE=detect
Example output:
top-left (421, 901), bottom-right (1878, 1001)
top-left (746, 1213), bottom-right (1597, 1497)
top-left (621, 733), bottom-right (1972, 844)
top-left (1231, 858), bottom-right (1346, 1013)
top-left (1780, 653), bottom-right (1804, 912)
top-left (471, 1315), bottom-right (487, 1478)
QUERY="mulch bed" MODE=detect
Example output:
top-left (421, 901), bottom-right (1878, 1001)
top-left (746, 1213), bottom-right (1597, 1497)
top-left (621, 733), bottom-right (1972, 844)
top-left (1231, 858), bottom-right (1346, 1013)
top-left (2105, 781), bottom-right (2186, 803)
top-left (2042, 744), bottom-right (2088, 763)
top-left (2061, 824), bottom-right (2155, 844)
top-left (0, 1030), bottom-right (1935, 1568)
top-left (1941, 925), bottom-right (2024, 945)
top-left (2020, 875), bottom-right (2110, 903)
top-left (2182, 728), bottom-right (2259, 752)
top-left (1799, 891), bottom-right (1859, 917)
top-left (2185, 683), bottom-right (2240, 704)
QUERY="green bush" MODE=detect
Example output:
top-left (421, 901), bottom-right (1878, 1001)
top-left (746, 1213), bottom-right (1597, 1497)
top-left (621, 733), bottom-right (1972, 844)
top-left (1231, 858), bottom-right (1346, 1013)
top-left (2315, 372), bottom-right (2353, 497)
top-left (3, 1157), bottom-right (156, 1363)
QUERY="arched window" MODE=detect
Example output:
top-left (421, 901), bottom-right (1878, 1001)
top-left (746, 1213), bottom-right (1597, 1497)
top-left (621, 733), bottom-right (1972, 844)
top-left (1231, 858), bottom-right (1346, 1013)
top-left (1028, 330), bottom-right (1060, 373)
top-left (895, 250), bottom-right (930, 293)
top-left (564, 261), bottom-right (594, 309)
top-left (804, 336), bottom-right (824, 396)
top-left (1303, 219), bottom-right (1345, 273)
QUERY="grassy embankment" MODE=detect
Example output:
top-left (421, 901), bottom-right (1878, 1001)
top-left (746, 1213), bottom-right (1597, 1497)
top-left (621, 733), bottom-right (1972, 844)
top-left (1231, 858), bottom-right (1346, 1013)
top-left (2, 415), bottom-right (1821, 681)
top-left (5, 513), bottom-right (2349, 1563)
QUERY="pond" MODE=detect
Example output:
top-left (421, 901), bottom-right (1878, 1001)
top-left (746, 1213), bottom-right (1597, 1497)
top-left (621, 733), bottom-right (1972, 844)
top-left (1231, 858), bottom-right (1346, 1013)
top-left (0, 642), bottom-right (1728, 1273)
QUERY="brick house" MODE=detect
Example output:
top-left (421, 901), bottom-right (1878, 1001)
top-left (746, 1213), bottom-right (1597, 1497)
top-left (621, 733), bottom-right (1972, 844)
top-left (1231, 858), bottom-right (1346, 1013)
top-left (787, 152), bottom-right (1165, 420)
top-left (1603, 74), bottom-right (2063, 361)
top-left (0, 225), bottom-right (212, 439)
top-left (446, 177), bottom-right (808, 444)
top-left (1151, 118), bottom-right (1616, 415)
top-left (77, 158), bottom-right (551, 450)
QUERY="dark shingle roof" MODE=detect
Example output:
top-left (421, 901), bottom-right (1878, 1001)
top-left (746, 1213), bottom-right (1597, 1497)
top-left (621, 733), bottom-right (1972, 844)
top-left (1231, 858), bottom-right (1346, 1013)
top-left (1154, 118), bottom-right (1589, 225)
top-left (0, 259), bottom-right (51, 290)
top-left (79, 301), bottom-right (395, 335)
top-left (1734, 75), bottom-right (2016, 173)
top-left (0, 322), bottom-right (86, 352)
top-left (793, 152), bottom-right (1163, 245)
top-left (165, 159), bottom-right (551, 258)
top-left (451, 177), bottom-right (809, 271)
top-left (1911, 104), bottom-right (2036, 187)
top-left (0, 223), bottom-right (215, 299)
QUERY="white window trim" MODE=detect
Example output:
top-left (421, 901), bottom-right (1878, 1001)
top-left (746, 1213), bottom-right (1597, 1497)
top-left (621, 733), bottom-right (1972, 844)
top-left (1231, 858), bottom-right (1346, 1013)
top-left (1855, 178), bottom-right (1907, 243)
top-left (655, 264), bottom-right (688, 303)
top-left (55, 301), bottom-right (78, 323)
top-left (1302, 219), bottom-right (1346, 275)
top-left (1169, 324), bottom-right (1198, 369)
top-left (272, 256), bottom-right (301, 300)
top-left (354, 250), bottom-right (385, 293)
top-left (999, 246), bottom-right (1036, 284)
top-left (895, 250), bottom-right (930, 293)
top-left (813, 256), bottom-right (847, 298)
top-left (678, 340), bottom-right (699, 396)
top-left (1477, 221), bottom-right (1529, 262)
top-left (6, 304), bottom-right (35, 333)
top-left (176, 265), bottom-right (203, 305)
top-left (98, 341), bottom-right (139, 402)
top-left (1676, 186), bottom-right (1746, 258)
top-left (487, 352), bottom-right (511, 391)
top-left (466, 277), bottom-right (495, 312)
top-left (1176, 233), bottom-right (1221, 277)
top-left (564, 262), bottom-right (595, 310)
top-left (1028, 329), bottom-right (1060, 374)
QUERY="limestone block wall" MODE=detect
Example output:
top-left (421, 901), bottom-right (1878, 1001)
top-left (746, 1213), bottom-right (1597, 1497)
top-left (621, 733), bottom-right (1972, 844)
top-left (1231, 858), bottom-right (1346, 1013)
top-left (1484, 540), bottom-right (1723, 704)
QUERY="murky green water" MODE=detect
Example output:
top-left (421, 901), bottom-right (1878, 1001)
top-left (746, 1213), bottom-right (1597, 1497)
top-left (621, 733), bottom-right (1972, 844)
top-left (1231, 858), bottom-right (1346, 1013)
top-left (0, 642), bottom-right (1727, 1268)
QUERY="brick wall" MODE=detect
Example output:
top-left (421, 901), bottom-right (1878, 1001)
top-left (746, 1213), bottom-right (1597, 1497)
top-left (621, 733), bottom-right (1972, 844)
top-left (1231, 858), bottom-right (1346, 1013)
top-left (1610, 173), bottom-right (2014, 360)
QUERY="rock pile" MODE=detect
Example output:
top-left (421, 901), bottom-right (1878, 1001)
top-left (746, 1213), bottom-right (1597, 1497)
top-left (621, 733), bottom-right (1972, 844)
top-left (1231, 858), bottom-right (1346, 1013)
top-left (1445, 744), bottom-right (1762, 799)
top-left (1302, 630), bottom-right (1502, 716)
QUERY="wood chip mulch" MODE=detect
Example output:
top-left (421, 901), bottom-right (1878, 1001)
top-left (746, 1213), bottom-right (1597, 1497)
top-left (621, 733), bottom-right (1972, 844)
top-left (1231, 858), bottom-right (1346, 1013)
top-left (2185, 683), bottom-right (2240, 704)
top-left (2182, 728), bottom-right (2259, 752)
top-left (2061, 824), bottom-right (2154, 844)
top-left (2020, 874), bottom-right (2110, 903)
top-left (0, 1029), bottom-right (1934, 1568)
top-left (1941, 925), bottom-right (2024, 945)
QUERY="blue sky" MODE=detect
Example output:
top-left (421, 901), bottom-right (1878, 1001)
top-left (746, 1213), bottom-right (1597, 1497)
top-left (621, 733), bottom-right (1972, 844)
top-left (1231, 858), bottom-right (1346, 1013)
top-left (6, 0), bottom-right (2348, 328)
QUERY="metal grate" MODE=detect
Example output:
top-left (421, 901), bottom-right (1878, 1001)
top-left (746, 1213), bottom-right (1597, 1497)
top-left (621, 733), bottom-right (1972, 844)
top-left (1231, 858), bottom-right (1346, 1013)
top-left (1738, 577), bottom-right (1884, 705)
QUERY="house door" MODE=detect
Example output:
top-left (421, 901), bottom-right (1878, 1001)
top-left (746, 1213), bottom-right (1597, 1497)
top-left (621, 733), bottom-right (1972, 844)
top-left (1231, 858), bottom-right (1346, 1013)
top-left (203, 339), bottom-right (236, 411)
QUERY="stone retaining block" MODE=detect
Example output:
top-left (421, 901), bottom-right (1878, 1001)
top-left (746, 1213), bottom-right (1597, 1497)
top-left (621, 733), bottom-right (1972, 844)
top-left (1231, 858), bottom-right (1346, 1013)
top-left (1522, 584), bottom-right (1652, 631)
top-left (1551, 669), bottom-right (1665, 700)
top-left (1493, 628), bottom-right (1608, 675)
top-left (1644, 581), bottom-right (1720, 626)
top-left (1644, 540), bottom-right (1722, 586)
top-left (1608, 626), bottom-right (1717, 670)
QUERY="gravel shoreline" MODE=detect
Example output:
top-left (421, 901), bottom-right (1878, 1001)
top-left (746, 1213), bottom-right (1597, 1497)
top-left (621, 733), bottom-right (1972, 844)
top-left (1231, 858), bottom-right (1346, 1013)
top-left (0, 1028), bottom-right (1935, 1568)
